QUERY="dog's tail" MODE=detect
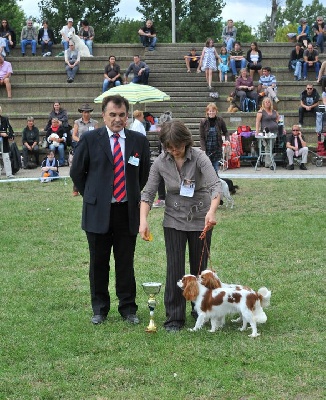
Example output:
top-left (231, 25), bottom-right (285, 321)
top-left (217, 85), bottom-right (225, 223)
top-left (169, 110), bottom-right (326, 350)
top-left (258, 287), bottom-right (272, 308)
top-left (230, 185), bottom-right (239, 195)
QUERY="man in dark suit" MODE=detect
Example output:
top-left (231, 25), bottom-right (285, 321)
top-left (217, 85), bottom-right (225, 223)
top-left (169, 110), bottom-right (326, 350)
top-left (70, 95), bottom-right (151, 325)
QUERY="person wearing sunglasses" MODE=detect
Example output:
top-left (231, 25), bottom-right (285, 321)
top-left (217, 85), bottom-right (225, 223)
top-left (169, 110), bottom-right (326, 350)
top-left (64, 41), bottom-right (80, 83)
top-left (299, 84), bottom-right (320, 126)
top-left (286, 125), bottom-right (308, 170)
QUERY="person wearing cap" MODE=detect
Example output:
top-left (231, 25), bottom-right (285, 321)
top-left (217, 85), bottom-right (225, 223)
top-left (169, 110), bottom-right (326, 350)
top-left (64, 41), bottom-right (80, 83)
top-left (71, 104), bottom-right (98, 196)
top-left (20, 19), bottom-right (38, 56)
top-left (184, 48), bottom-right (200, 72)
top-left (296, 18), bottom-right (311, 48)
top-left (60, 18), bottom-right (75, 51)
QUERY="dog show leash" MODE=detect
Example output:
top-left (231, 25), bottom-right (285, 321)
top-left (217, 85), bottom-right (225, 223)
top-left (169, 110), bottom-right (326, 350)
top-left (197, 221), bottom-right (216, 276)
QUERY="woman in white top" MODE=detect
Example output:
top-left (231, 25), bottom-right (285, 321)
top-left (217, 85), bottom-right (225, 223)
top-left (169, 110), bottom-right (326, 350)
top-left (130, 110), bottom-right (146, 136)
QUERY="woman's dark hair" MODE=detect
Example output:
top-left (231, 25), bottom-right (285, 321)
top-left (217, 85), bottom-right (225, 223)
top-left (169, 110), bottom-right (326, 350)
top-left (251, 42), bottom-right (259, 51)
top-left (159, 121), bottom-right (194, 150)
top-left (81, 19), bottom-right (89, 26)
top-left (0, 19), bottom-right (11, 31)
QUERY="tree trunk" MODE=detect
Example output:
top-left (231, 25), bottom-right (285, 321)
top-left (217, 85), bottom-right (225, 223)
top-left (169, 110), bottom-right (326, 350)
top-left (268, 0), bottom-right (278, 42)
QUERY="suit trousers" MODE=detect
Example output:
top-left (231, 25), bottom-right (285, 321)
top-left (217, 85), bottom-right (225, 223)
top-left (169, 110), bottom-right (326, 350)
top-left (86, 202), bottom-right (138, 317)
top-left (163, 227), bottom-right (212, 328)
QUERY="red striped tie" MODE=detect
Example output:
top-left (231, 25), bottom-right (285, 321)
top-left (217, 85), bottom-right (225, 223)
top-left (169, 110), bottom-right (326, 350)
top-left (113, 133), bottom-right (126, 202)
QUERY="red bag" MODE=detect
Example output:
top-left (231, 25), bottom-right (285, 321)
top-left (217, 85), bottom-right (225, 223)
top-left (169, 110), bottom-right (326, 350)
top-left (237, 125), bottom-right (251, 134)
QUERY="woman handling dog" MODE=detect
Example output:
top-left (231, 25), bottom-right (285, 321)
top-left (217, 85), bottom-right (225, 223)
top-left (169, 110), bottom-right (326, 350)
top-left (139, 120), bottom-right (222, 332)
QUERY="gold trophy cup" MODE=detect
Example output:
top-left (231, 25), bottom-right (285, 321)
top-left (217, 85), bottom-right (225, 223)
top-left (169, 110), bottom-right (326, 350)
top-left (142, 282), bottom-right (162, 333)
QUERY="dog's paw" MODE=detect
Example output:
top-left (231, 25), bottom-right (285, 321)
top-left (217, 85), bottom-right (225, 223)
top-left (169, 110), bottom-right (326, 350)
top-left (248, 332), bottom-right (260, 338)
top-left (188, 327), bottom-right (197, 332)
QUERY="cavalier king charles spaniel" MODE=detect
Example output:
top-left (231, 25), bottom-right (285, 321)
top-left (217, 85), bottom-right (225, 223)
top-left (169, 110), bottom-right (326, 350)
top-left (177, 274), bottom-right (271, 337)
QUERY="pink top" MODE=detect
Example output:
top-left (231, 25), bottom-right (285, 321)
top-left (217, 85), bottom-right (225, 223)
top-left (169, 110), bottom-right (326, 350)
top-left (0, 60), bottom-right (13, 79)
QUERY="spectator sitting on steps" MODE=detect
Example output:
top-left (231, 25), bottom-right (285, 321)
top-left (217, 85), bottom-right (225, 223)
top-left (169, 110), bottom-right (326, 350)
top-left (229, 41), bottom-right (247, 81)
top-left (60, 17), bottom-right (75, 51)
top-left (235, 68), bottom-right (258, 111)
top-left (298, 84), bottom-right (320, 126)
top-left (20, 19), bottom-right (38, 56)
top-left (289, 42), bottom-right (304, 81)
top-left (138, 20), bottom-right (157, 51)
top-left (258, 66), bottom-right (279, 104)
top-left (64, 41), bottom-right (80, 83)
top-left (78, 19), bottom-right (94, 55)
top-left (22, 116), bottom-right (40, 168)
top-left (296, 17), bottom-right (311, 48)
top-left (46, 117), bottom-right (66, 167)
top-left (0, 54), bottom-right (12, 98)
top-left (317, 60), bottom-right (326, 92)
top-left (184, 48), bottom-right (200, 73)
top-left (102, 55), bottom-right (122, 92)
top-left (286, 124), bottom-right (308, 170)
top-left (124, 55), bottom-right (149, 85)
top-left (302, 43), bottom-right (321, 81)
top-left (38, 20), bottom-right (55, 56)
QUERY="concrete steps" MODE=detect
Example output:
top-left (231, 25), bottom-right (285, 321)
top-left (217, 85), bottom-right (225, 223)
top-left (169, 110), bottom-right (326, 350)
top-left (2, 42), bottom-right (324, 148)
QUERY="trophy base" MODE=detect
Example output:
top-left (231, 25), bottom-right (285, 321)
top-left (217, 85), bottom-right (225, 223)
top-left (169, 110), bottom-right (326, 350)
top-left (145, 320), bottom-right (158, 333)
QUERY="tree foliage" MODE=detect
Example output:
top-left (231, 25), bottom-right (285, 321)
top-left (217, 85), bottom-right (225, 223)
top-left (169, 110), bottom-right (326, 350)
top-left (137, 0), bottom-right (226, 43)
top-left (37, 0), bottom-right (120, 42)
top-left (110, 19), bottom-right (141, 44)
top-left (256, 0), bottom-right (326, 42)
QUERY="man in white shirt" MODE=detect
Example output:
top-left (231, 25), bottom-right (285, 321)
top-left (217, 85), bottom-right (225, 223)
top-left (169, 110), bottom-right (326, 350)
top-left (60, 18), bottom-right (75, 50)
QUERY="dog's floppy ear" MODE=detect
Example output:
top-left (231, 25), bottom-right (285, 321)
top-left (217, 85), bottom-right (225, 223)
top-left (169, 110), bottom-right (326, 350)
top-left (183, 280), bottom-right (199, 301)
top-left (202, 272), bottom-right (222, 289)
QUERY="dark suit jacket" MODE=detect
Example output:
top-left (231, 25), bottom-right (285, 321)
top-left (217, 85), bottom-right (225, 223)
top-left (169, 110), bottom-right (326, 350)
top-left (70, 127), bottom-right (151, 235)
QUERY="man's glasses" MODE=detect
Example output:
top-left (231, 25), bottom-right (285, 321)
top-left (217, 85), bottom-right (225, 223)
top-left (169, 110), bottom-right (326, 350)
top-left (307, 87), bottom-right (313, 90)
top-left (292, 129), bottom-right (300, 131)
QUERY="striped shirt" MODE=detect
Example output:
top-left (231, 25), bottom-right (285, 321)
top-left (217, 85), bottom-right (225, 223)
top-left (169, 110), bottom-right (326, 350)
top-left (259, 74), bottom-right (277, 87)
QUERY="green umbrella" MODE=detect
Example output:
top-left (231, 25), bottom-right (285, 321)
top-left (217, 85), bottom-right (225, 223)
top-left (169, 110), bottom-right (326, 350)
top-left (94, 83), bottom-right (170, 107)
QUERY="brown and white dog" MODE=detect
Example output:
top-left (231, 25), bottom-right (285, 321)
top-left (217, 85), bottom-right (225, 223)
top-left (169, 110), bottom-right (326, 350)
top-left (177, 274), bottom-right (271, 337)
top-left (199, 269), bottom-right (271, 324)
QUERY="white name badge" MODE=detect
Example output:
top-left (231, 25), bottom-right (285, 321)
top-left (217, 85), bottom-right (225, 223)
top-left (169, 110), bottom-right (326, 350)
top-left (128, 156), bottom-right (140, 166)
top-left (180, 179), bottom-right (195, 197)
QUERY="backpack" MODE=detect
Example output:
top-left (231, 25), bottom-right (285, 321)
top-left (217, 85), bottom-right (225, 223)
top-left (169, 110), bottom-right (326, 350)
top-left (237, 125), bottom-right (251, 134)
top-left (241, 97), bottom-right (257, 112)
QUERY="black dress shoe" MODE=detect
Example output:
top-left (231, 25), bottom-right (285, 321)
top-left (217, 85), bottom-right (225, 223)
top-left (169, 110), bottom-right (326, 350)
top-left (91, 314), bottom-right (107, 325)
top-left (300, 163), bottom-right (307, 170)
top-left (287, 164), bottom-right (294, 170)
top-left (123, 314), bottom-right (140, 324)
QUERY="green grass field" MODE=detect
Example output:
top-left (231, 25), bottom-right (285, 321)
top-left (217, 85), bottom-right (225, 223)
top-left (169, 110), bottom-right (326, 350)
top-left (1, 178), bottom-right (325, 400)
